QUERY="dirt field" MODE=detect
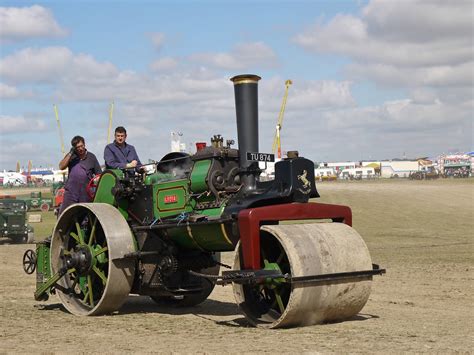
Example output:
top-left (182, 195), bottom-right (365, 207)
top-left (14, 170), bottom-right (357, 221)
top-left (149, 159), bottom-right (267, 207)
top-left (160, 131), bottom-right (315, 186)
top-left (1, 179), bottom-right (472, 353)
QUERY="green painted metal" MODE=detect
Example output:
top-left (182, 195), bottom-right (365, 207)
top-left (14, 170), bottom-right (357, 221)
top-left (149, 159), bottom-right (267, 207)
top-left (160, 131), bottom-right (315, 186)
top-left (167, 227), bottom-right (201, 250)
top-left (154, 179), bottom-right (195, 219)
top-left (18, 191), bottom-right (53, 211)
top-left (64, 212), bottom-right (110, 308)
top-left (94, 171), bottom-right (119, 205)
top-left (144, 172), bottom-right (173, 185)
top-left (152, 200), bottom-right (234, 251)
top-left (263, 260), bottom-right (285, 286)
top-left (190, 206), bottom-right (233, 250)
top-left (35, 242), bottom-right (51, 295)
top-left (93, 170), bottom-right (128, 220)
top-left (167, 223), bottom-right (234, 251)
top-left (35, 268), bottom-right (75, 301)
top-left (188, 223), bottom-right (234, 251)
top-left (199, 207), bottom-right (223, 218)
top-left (190, 160), bottom-right (211, 193)
top-left (94, 244), bottom-right (108, 264)
top-left (166, 206), bottom-right (234, 251)
top-left (194, 193), bottom-right (216, 209)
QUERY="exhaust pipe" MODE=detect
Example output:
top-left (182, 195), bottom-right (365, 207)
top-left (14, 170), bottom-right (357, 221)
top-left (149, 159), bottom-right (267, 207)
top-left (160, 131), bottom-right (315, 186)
top-left (230, 74), bottom-right (261, 191)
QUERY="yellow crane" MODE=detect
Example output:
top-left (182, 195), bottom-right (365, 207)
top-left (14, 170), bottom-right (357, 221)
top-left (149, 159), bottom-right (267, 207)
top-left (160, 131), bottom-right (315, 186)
top-left (53, 104), bottom-right (66, 155)
top-left (107, 100), bottom-right (114, 144)
top-left (272, 79), bottom-right (292, 159)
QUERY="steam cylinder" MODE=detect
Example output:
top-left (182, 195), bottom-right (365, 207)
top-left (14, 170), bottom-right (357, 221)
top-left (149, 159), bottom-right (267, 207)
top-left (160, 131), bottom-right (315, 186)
top-left (230, 74), bottom-right (261, 191)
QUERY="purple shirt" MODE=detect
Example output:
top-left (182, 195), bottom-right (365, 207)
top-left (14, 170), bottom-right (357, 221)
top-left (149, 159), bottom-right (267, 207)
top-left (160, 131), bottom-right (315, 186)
top-left (65, 151), bottom-right (102, 198)
top-left (104, 141), bottom-right (142, 169)
top-left (59, 151), bottom-right (102, 215)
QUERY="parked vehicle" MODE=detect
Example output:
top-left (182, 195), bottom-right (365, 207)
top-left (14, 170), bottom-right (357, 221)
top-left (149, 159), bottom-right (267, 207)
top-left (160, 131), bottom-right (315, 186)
top-left (409, 167), bottom-right (440, 180)
top-left (19, 192), bottom-right (53, 212)
top-left (340, 167), bottom-right (376, 180)
top-left (0, 198), bottom-right (34, 243)
top-left (314, 168), bottom-right (337, 181)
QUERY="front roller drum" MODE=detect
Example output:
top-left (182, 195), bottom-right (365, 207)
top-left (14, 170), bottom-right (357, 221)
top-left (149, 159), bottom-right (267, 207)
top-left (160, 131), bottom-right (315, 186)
top-left (50, 203), bottom-right (136, 316)
top-left (233, 223), bottom-right (373, 328)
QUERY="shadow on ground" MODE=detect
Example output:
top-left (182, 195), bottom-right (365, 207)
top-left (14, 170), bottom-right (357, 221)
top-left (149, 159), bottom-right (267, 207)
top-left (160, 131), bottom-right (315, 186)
top-left (35, 296), bottom-right (241, 318)
top-left (120, 296), bottom-right (240, 317)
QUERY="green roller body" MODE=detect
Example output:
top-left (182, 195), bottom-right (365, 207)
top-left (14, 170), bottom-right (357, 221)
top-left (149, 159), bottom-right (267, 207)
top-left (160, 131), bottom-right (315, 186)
top-left (166, 206), bottom-right (234, 251)
top-left (150, 158), bottom-right (234, 251)
top-left (93, 170), bottom-right (129, 220)
top-left (190, 160), bottom-right (211, 193)
top-left (91, 159), bottom-right (234, 251)
top-left (35, 242), bottom-right (51, 299)
top-left (153, 179), bottom-right (195, 218)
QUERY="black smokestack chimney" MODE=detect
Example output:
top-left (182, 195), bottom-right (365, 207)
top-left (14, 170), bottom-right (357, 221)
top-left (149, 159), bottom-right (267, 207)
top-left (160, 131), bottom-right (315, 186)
top-left (230, 74), bottom-right (261, 191)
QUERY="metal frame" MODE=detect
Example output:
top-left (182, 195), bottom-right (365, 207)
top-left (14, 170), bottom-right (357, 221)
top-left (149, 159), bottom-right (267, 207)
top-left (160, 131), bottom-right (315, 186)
top-left (238, 202), bottom-right (352, 269)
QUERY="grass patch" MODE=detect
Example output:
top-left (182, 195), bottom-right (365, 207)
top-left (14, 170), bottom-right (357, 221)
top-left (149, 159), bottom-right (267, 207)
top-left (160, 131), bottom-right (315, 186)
top-left (28, 211), bottom-right (56, 241)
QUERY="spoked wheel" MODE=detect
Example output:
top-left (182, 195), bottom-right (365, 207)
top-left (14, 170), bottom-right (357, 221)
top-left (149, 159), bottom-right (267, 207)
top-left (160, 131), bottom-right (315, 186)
top-left (50, 203), bottom-right (136, 316)
top-left (23, 249), bottom-right (36, 274)
top-left (233, 223), bottom-right (373, 328)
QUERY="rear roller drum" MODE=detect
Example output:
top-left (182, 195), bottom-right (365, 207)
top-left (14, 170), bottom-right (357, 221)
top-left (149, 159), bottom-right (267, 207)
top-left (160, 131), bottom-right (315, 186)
top-left (233, 223), bottom-right (373, 328)
top-left (50, 203), bottom-right (136, 316)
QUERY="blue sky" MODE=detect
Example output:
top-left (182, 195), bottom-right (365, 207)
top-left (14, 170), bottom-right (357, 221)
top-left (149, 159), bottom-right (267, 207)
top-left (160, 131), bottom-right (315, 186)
top-left (0, 0), bottom-right (472, 170)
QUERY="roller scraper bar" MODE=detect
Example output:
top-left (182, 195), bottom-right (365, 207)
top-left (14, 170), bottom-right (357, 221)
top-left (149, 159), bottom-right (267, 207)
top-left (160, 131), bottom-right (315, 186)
top-left (189, 264), bottom-right (385, 286)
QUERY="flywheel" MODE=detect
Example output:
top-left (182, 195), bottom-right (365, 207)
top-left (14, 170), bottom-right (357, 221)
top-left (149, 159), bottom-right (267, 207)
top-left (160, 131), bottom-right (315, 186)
top-left (233, 223), bottom-right (373, 328)
top-left (50, 203), bottom-right (136, 316)
top-left (150, 254), bottom-right (220, 307)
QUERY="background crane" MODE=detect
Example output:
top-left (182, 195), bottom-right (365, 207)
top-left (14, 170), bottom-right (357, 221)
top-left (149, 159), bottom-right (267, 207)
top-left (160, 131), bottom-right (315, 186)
top-left (272, 79), bottom-right (292, 159)
top-left (107, 100), bottom-right (114, 144)
top-left (53, 104), bottom-right (66, 155)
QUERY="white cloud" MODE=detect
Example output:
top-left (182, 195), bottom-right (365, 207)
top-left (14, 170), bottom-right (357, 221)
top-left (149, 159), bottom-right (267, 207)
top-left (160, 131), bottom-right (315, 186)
top-left (0, 46), bottom-right (71, 83)
top-left (0, 83), bottom-right (19, 98)
top-left (279, 96), bottom-right (472, 161)
top-left (325, 99), bottom-right (465, 132)
top-left (0, 139), bottom-right (57, 169)
top-left (293, 1), bottom-right (473, 88)
top-left (150, 57), bottom-right (178, 72)
top-left (190, 42), bottom-right (278, 70)
top-left (346, 61), bottom-right (474, 88)
top-left (0, 47), bottom-right (119, 85)
top-left (362, 0), bottom-right (473, 42)
top-left (286, 80), bottom-right (355, 110)
top-left (0, 5), bottom-right (67, 43)
top-left (0, 38), bottom-right (471, 169)
top-left (287, 0), bottom-right (473, 160)
top-left (0, 115), bottom-right (47, 134)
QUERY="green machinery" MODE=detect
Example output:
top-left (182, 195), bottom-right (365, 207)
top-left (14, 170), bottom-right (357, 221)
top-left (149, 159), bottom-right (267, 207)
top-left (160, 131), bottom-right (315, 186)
top-left (0, 198), bottom-right (34, 243)
top-left (23, 74), bottom-right (384, 328)
top-left (19, 191), bottom-right (53, 212)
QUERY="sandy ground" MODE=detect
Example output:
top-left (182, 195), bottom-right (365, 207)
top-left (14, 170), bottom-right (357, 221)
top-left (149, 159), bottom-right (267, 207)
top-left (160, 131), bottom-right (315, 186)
top-left (1, 179), bottom-right (473, 353)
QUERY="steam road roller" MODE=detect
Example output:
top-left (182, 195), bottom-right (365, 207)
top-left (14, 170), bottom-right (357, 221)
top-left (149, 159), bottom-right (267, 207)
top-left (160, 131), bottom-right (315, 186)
top-left (23, 74), bottom-right (384, 328)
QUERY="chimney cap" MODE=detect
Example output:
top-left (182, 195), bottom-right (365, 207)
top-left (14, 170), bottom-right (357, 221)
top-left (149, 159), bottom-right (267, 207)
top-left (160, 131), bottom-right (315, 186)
top-left (230, 74), bottom-right (261, 85)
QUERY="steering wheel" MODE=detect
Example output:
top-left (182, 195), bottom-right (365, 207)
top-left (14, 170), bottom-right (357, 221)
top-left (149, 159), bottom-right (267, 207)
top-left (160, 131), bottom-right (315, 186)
top-left (86, 174), bottom-right (102, 200)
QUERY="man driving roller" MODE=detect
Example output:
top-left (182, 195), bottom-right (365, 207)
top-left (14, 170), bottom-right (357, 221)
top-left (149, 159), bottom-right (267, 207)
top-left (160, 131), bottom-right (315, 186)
top-left (104, 126), bottom-right (142, 170)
